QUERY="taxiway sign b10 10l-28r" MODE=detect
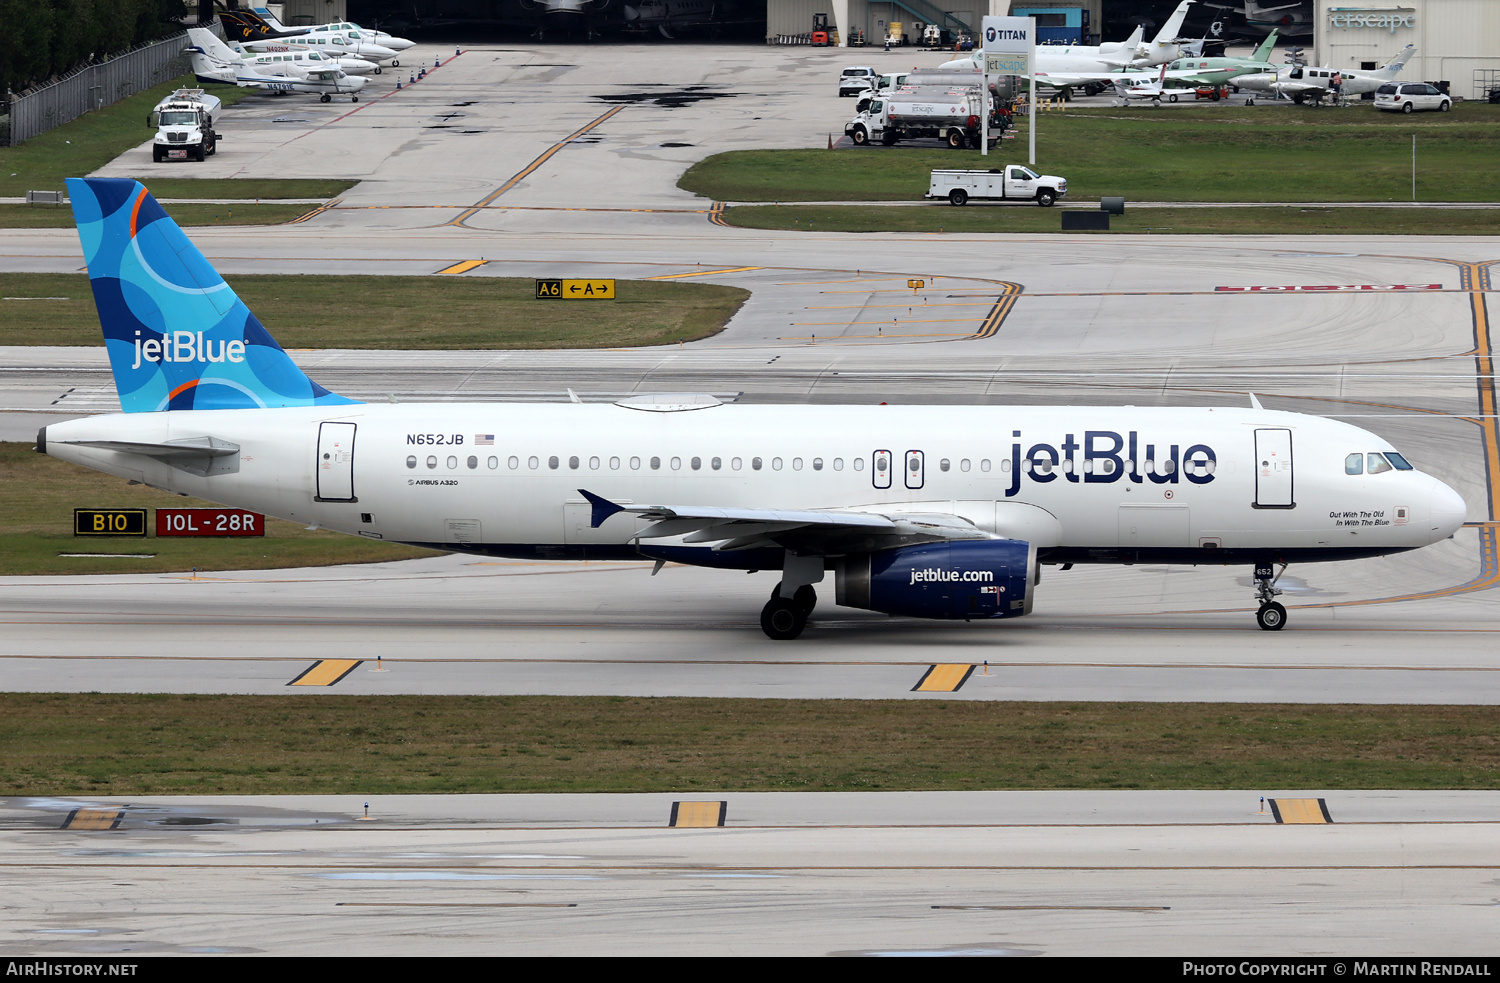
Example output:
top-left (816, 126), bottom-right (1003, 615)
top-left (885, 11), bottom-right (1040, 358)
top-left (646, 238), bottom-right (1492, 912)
top-left (39, 178), bottom-right (1466, 639)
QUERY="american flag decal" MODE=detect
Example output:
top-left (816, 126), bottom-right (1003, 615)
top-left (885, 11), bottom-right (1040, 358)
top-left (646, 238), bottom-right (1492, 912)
top-left (475, 434), bottom-right (494, 445)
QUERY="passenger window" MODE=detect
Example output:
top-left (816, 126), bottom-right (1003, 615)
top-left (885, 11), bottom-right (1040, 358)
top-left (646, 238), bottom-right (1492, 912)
top-left (427, 456), bottom-right (437, 469)
top-left (568, 456), bottom-right (579, 470)
top-left (671, 457), bottom-right (682, 470)
top-left (752, 457), bottom-right (762, 470)
top-left (406, 455), bottom-right (417, 469)
top-left (630, 456), bottom-right (641, 470)
top-left (467, 456), bottom-right (478, 469)
top-left (731, 457), bottom-right (742, 470)
top-left (610, 456), bottom-right (620, 470)
top-left (589, 456), bottom-right (600, 470)
top-left (528, 456), bottom-right (539, 469)
top-left (960, 459), bottom-right (970, 472)
top-left (1367, 452), bottom-right (1393, 474)
top-left (772, 457), bottom-right (783, 471)
top-left (487, 456), bottom-right (498, 469)
top-left (549, 456), bottom-right (559, 470)
top-left (650, 456), bottom-right (661, 470)
top-left (691, 456), bottom-right (701, 470)
top-left (1346, 453), bottom-right (1363, 475)
top-left (711, 457), bottom-right (722, 470)
top-left (833, 458), bottom-right (843, 471)
top-left (792, 458), bottom-right (803, 471)
top-left (509, 456), bottom-right (519, 469)
top-left (854, 458), bottom-right (865, 471)
top-left (940, 459), bottom-right (950, 472)
top-left (813, 458), bottom-right (823, 471)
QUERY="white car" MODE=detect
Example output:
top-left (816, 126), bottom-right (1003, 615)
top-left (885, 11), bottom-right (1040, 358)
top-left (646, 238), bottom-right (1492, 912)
top-left (838, 66), bottom-right (876, 97)
top-left (1375, 82), bottom-right (1451, 113)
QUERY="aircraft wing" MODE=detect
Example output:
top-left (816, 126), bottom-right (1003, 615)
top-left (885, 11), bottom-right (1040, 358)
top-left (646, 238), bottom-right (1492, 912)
top-left (579, 489), bottom-right (991, 553)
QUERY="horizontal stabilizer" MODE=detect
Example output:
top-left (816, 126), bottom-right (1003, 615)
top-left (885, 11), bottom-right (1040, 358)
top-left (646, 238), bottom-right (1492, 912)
top-left (59, 436), bottom-right (241, 477)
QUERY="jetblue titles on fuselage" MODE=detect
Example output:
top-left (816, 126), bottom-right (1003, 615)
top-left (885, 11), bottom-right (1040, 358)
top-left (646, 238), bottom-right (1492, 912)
top-left (1004, 429), bottom-right (1215, 497)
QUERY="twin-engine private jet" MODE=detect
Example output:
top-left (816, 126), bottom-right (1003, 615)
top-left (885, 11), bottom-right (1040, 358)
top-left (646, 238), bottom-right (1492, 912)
top-left (40, 179), bottom-right (1467, 639)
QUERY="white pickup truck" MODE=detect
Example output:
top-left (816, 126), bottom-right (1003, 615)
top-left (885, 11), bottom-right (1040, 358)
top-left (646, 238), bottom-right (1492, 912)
top-left (927, 166), bottom-right (1068, 206)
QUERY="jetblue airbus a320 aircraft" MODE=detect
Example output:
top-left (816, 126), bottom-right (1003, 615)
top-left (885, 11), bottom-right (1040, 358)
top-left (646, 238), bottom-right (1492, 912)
top-left (40, 179), bottom-right (1467, 638)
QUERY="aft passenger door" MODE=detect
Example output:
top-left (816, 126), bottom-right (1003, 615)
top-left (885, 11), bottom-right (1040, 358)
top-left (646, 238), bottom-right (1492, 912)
top-left (316, 421), bottom-right (357, 502)
top-left (1254, 428), bottom-right (1294, 508)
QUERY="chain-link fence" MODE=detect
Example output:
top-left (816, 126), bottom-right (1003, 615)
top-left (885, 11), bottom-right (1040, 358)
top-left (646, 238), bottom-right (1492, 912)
top-left (3, 22), bottom-right (224, 147)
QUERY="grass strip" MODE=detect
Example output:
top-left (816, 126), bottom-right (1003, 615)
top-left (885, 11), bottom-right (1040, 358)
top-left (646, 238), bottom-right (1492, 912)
top-left (0, 274), bottom-right (748, 348)
top-left (721, 204), bottom-right (1496, 235)
top-left (3, 694), bottom-right (1498, 795)
top-left (0, 203), bottom-right (319, 229)
top-left (0, 442), bottom-right (439, 575)
top-left (681, 103), bottom-right (1500, 204)
top-left (0, 72), bottom-right (354, 201)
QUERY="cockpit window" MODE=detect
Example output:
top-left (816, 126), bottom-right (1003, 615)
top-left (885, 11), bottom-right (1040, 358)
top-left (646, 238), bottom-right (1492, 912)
top-left (1345, 453), bottom-right (1363, 475)
top-left (1367, 452), bottom-right (1393, 475)
top-left (1385, 451), bottom-right (1414, 470)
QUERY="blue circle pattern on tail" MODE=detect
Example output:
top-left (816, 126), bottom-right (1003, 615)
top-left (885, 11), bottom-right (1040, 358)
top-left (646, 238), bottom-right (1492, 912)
top-left (67, 177), bottom-right (360, 413)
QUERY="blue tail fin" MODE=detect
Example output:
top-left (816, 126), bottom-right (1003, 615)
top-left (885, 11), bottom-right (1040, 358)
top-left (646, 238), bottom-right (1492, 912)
top-left (66, 177), bottom-right (360, 413)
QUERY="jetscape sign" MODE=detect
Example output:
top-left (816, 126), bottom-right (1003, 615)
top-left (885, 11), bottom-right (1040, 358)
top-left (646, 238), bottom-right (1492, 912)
top-left (1329, 8), bottom-right (1417, 33)
top-left (1216, 283), bottom-right (1442, 292)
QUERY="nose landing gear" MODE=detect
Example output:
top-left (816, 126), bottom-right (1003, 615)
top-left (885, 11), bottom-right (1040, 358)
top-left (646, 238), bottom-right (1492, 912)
top-left (1254, 562), bottom-right (1287, 630)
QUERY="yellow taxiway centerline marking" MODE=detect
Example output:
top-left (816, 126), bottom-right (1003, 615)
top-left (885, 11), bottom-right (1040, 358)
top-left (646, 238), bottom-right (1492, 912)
top-left (645, 267), bottom-right (764, 280)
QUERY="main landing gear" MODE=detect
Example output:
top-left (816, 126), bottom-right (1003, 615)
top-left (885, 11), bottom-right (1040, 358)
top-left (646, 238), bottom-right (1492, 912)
top-left (761, 583), bottom-right (817, 640)
top-left (1254, 562), bottom-right (1287, 630)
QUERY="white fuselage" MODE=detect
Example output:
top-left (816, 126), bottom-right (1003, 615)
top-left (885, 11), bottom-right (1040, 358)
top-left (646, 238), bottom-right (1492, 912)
top-left (42, 403), bottom-right (1466, 567)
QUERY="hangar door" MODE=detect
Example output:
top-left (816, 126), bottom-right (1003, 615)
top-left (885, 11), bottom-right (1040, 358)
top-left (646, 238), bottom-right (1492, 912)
top-left (316, 422), bottom-right (357, 502)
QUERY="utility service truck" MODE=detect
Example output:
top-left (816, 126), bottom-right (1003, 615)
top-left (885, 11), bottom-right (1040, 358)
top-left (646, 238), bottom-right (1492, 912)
top-left (846, 88), bottom-right (989, 148)
top-left (927, 166), bottom-right (1069, 206)
top-left (149, 89), bottom-right (221, 163)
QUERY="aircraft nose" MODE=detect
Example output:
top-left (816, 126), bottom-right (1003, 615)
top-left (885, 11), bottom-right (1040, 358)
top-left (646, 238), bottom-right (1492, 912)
top-left (1429, 479), bottom-right (1467, 539)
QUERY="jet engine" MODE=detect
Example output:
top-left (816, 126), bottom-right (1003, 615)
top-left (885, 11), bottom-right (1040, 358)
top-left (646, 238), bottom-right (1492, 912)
top-left (835, 539), bottom-right (1036, 620)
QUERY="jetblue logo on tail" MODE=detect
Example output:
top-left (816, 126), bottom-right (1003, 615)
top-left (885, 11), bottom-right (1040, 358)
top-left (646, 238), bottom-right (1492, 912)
top-left (66, 177), bottom-right (358, 414)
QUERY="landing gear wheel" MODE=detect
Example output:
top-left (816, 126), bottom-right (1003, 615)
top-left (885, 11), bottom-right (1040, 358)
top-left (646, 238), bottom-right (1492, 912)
top-left (761, 595), bottom-right (807, 640)
top-left (392, 59), bottom-right (400, 68)
top-left (352, 95), bottom-right (359, 102)
top-left (374, 66), bottom-right (382, 74)
top-left (948, 188), bottom-right (968, 206)
top-left (1168, 93), bottom-right (1178, 103)
top-left (1256, 602), bottom-right (1287, 631)
top-left (793, 585), bottom-right (817, 616)
top-left (320, 93), bottom-right (332, 103)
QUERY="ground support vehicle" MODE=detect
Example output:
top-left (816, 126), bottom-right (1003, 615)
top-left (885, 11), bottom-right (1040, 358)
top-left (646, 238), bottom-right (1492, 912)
top-left (926, 166), bottom-right (1068, 206)
top-left (149, 89), bottom-right (221, 163)
top-left (846, 90), bottom-right (988, 149)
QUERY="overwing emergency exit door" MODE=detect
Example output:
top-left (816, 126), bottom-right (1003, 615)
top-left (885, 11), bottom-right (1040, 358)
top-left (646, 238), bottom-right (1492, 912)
top-left (316, 421), bottom-right (357, 502)
top-left (1254, 428), bottom-right (1293, 508)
